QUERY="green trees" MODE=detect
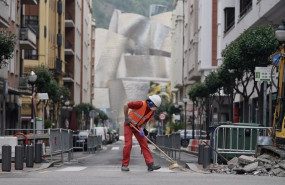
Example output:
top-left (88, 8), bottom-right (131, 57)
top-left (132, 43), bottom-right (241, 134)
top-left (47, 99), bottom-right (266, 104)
top-left (75, 103), bottom-right (108, 128)
top-left (34, 66), bottom-right (70, 104)
top-left (189, 25), bottom-right (279, 124)
top-left (0, 31), bottom-right (16, 68)
top-left (222, 25), bottom-right (278, 122)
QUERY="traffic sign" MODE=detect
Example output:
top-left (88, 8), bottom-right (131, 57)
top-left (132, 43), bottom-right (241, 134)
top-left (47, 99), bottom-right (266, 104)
top-left (159, 113), bottom-right (166, 120)
top-left (255, 66), bottom-right (276, 82)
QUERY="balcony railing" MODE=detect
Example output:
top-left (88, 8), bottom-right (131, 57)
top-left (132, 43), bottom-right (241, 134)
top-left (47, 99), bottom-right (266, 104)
top-left (63, 69), bottom-right (74, 83)
top-left (20, 26), bottom-right (37, 49)
top-left (65, 40), bottom-right (75, 55)
top-left (65, 11), bottom-right (75, 27)
top-left (0, 0), bottom-right (9, 28)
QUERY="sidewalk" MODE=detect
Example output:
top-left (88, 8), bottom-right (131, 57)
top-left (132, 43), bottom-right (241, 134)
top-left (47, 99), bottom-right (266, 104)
top-left (0, 150), bottom-right (91, 173)
top-left (0, 162), bottom-right (52, 173)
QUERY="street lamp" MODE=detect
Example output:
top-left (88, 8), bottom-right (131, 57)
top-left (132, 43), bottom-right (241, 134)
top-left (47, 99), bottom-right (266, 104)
top-left (275, 22), bottom-right (285, 43)
top-left (182, 96), bottom-right (188, 147)
top-left (28, 71), bottom-right (37, 145)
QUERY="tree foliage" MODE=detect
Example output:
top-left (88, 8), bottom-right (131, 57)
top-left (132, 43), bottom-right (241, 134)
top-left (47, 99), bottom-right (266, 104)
top-left (75, 103), bottom-right (108, 126)
top-left (0, 31), bottom-right (16, 68)
top-left (188, 82), bottom-right (208, 102)
top-left (34, 66), bottom-right (70, 104)
top-left (217, 25), bottom-right (278, 122)
top-left (204, 71), bottom-right (222, 95)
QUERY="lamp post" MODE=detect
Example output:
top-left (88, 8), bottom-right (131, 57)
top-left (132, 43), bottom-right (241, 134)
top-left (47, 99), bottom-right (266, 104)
top-left (182, 96), bottom-right (188, 147)
top-left (28, 71), bottom-right (37, 145)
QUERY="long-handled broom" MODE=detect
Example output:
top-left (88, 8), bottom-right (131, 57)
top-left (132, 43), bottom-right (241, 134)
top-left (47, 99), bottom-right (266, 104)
top-left (129, 124), bottom-right (182, 170)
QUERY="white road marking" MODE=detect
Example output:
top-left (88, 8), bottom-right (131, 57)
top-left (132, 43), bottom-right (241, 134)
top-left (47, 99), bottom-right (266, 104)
top-left (155, 168), bottom-right (175, 173)
top-left (56, 167), bottom-right (87, 172)
top-left (111, 147), bottom-right (119, 150)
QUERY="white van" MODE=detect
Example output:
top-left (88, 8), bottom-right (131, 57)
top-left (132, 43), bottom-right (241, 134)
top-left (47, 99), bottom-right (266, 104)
top-left (91, 127), bottom-right (109, 145)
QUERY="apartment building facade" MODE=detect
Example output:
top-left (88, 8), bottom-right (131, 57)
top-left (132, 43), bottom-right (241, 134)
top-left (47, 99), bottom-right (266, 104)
top-left (80, 0), bottom-right (92, 104)
top-left (171, 0), bottom-right (285, 126)
top-left (0, 0), bottom-right (38, 135)
top-left (21, 0), bottom-right (66, 128)
top-left (217, 0), bottom-right (285, 123)
top-left (171, 0), bottom-right (218, 128)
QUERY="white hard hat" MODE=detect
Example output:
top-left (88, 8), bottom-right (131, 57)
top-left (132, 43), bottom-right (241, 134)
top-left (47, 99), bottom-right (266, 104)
top-left (149, 95), bottom-right (162, 107)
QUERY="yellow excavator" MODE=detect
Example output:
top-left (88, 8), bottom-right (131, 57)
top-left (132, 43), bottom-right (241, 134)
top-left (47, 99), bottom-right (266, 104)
top-left (261, 28), bottom-right (285, 158)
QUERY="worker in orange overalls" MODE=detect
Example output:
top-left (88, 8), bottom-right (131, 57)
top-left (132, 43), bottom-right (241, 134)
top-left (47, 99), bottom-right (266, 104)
top-left (121, 95), bottom-right (162, 172)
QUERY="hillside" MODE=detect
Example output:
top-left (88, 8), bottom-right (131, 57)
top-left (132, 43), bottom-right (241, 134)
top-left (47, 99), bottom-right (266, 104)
top-left (92, 0), bottom-right (173, 29)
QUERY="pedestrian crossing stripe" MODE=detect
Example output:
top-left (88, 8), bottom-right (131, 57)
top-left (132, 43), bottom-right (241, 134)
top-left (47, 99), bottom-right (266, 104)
top-left (111, 147), bottom-right (119, 150)
top-left (56, 167), bottom-right (87, 171)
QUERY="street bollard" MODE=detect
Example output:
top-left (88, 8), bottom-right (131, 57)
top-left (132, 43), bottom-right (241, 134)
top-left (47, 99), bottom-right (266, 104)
top-left (26, 145), bottom-right (34, 168)
top-left (198, 144), bottom-right (205, 164)
top-left (35, 143), bottom-right (42, 163)
top-left (203, 146), bottom-right (211, 168)
top-left (15, 145), bottom-right (24, 170)
top-left (2, 145), bottom-right (11, 172)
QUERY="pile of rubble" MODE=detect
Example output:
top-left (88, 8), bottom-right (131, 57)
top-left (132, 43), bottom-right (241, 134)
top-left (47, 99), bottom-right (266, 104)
top-left (209, 154), bottom-right (285, 177)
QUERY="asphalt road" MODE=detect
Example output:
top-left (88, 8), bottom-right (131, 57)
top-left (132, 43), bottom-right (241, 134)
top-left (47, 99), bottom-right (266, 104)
top-left (0, 138), bottom-right (284, 185)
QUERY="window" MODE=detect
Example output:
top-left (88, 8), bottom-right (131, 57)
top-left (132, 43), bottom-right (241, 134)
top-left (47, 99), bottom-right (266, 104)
top-left (24, 50), bottom-right (38, 60)
top-left (25, 16), bottom-right (39, 26)
top-left (224, 8), bottom-right (235, 33)
top-left (239, 0), bottom-right (252, 18)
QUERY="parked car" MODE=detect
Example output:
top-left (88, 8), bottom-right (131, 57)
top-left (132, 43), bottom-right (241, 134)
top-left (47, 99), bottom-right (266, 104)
top-left (75, 130), bottom-right (91, 150)
top-left (147, 128), bottom-right (158, 144)
top-left (178, 129), bottom-right (207, 145)
top-left (91, 127), bottom-right (109, 145)
top-left (111, 129), bottom-right (119, 141)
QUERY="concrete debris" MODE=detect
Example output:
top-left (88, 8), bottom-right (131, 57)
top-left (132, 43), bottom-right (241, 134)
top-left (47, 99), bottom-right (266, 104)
top-left (209, 154), bottom-right (285, 177)
top-left (243, 162), bottom-right (258, 172)
top-left (238, 155), bottom-right (256, 165)
top-left (227, 157), bottom-right (238, 169)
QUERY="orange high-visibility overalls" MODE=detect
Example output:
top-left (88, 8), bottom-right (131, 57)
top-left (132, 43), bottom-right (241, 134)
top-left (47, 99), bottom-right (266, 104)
top-left (122, 101), bottom-right (154, 166)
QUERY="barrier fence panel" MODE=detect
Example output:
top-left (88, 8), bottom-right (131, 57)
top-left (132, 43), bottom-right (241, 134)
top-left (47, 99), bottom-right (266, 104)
top-left (61, 129), bottom-right (70, 152)
top-left (155, 133), bottom-right (181, 160)
top-left (49, 129), bottom-right (62, 153)
top-left (213, 125), bottom-right (270, 164)
top-left (2, 129), bottom-right (77, 163)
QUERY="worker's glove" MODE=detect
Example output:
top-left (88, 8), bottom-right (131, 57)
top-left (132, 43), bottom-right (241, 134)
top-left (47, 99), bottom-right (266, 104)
top-left (143, 128), bottom-right (149, 136)
top-left (125, 117), bottom-right (130, 125)
top-left (139, 128), bottom-right (145, 137)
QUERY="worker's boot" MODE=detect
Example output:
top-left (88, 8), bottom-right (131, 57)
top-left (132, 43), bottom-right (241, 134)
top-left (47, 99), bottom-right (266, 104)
top-left (147, 163), bottom-right (161, 171)
top-left (121, 166), bottom-right (130, 172)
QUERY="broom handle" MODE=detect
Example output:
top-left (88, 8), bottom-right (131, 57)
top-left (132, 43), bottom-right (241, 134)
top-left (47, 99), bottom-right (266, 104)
top-left (202, 141), bottom-right (228, 162)
top-left (130, 123), bottom-right (175, 162)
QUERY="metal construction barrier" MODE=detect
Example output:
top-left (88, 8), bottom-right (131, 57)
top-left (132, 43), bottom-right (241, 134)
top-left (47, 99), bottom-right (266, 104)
top-left (48, 129), bottom-right (73, 162)
top-left (156, 133), bottom-right (181, 160)
top-left (213, 125), bottom-right (270, 164)
top-left (2, 128), bottom-right (103, 165)
top-left (87, 135), bottom-right (102, 153)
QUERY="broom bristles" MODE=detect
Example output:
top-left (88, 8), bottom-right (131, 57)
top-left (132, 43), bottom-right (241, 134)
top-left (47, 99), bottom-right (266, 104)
top-left (169, 161), bottom-right (182, 170)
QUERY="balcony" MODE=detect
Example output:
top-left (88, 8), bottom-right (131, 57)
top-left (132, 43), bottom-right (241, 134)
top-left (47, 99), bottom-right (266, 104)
top-left (63, 70), bottom-right (74, 83)
top-left (65, 11), bottom-right (75, 28)
top-left (20, 27), bottom-right (37, 50)
top-left (21, 0), bottom-right (37, 5)
top-left (0, 1), bottom-right (9, 28)
top-left (65, 40), bottom-right (74, 56)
